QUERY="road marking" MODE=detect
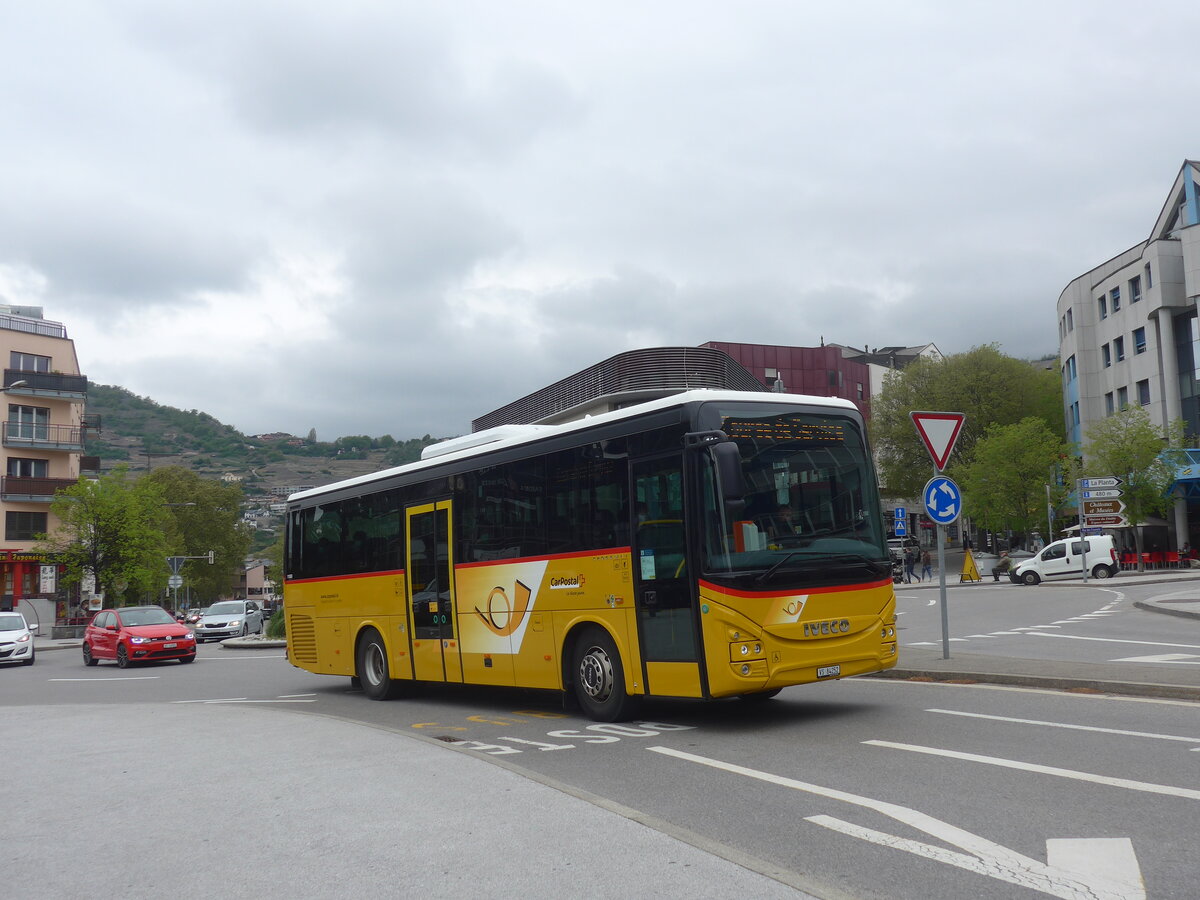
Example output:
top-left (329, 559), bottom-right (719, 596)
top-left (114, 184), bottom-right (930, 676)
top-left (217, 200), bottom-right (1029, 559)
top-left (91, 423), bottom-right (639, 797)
top-left (1028, 632), bottom-right (1200, 649)
top-left (278, 693), bottom-right (317, 698)
top-left (1110, 653), bottom-right (1200, 665)
top-left (864, 740), bottom-right (1200, 800)
top-left (172, 697), bottom-right (247, 703)
top-left (649, 746), bottom-right (1143, 900)
top-left (49, 676), bottom-right (159, 682)
top-left (927, 708), bottom-right (1200, 744)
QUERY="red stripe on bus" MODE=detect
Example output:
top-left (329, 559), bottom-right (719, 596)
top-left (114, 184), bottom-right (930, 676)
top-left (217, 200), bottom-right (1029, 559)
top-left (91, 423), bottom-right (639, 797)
top-left (286, 569), bottom-right (405, 585)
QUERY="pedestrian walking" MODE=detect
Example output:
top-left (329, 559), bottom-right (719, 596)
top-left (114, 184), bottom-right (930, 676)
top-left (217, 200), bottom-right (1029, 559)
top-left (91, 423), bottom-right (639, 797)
top-left (920, 549), bottom-right (932, 581)
top-left (904, 547), bottom-right (917, 583)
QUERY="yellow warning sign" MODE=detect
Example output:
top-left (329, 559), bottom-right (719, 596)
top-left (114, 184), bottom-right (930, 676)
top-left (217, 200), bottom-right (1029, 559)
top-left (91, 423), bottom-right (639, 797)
top-left (960, 549), bottom-right (982, 583)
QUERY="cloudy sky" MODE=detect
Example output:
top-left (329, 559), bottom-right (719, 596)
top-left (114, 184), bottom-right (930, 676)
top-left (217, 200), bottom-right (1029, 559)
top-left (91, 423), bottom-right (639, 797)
top-left (2, 1), bottom-right (1198, 441)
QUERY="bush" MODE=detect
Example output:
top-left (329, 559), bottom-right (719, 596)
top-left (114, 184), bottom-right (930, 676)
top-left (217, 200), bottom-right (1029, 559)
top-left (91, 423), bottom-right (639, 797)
top-left (266, 608), bottom-right (286, 639)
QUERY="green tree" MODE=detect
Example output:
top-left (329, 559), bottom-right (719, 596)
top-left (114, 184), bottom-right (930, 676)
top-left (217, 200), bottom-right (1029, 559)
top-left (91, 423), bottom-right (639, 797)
top-left (39, 467), bottom-right (171, 605)
top-left (959, 418), bottom-right (1078, 541)
top-left (143, 466), bottom-right (253, 601)
top-left (1082, 406), bottom-right (1185, 568)
top-left (871, 345), bottom-right (1064, 497)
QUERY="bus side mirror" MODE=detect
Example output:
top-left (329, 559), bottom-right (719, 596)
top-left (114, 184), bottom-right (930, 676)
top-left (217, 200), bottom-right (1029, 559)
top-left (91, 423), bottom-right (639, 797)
top-left (710, 442), bottom-right (746, 520)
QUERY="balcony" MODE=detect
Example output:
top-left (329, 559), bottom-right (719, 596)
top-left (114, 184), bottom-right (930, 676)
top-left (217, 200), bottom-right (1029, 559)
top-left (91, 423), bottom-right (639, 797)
top-left (0, 475), bottom-right (78, 502)
top-left (4, 369), bottom-right (88, 401)
top-left (1, 422), bottom-right (86, 452)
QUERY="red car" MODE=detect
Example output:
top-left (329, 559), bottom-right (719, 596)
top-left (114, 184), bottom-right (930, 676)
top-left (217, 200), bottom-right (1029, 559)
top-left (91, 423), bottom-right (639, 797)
top-left (82, 606), bottom-right (197, 668)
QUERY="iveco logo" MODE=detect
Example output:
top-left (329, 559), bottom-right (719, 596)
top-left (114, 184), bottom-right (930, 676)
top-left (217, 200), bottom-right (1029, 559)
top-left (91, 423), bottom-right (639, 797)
top-left (803, 619), bottom-right (851, 637)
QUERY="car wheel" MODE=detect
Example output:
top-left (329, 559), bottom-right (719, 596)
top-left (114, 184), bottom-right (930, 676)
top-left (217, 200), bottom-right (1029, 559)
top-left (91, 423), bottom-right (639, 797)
top-left (1021, 571), bottom-right (1040, 586)
top-left (239, 622), bottom-right (248, 637)
top-left (178, 654), bottom-right (196, 664)
top-left (82, 643), bottom-right (98, 667)
top-left (116, 645), bottom-right (130, 669)
top-left (1092, 565), bottom-right (1112, 579)
top-left (572, 626), bottom-right (640, 722)
top-left (355, 628), bottom-right (406, 700)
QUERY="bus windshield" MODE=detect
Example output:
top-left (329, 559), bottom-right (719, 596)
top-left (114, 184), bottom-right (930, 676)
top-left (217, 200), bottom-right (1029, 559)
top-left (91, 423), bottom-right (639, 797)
top-left (696, 403), bottom-right (889, 587)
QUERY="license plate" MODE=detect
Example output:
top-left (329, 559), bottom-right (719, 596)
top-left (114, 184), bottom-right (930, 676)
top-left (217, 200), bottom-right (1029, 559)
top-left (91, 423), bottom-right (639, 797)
top-left (817, 664), bottom-right (841, 678)
top-left (164, 642), bottom-right (177, 649)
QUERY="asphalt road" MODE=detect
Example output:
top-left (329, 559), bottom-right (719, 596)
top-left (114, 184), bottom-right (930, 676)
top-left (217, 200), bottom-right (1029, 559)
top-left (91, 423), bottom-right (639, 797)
top-left (10, 584), bottom-right (1200, 899)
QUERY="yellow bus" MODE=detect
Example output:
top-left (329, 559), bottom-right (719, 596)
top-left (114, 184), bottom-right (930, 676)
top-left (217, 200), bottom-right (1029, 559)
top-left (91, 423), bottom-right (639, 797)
top-left (284, 390), bottom-right (897, 720)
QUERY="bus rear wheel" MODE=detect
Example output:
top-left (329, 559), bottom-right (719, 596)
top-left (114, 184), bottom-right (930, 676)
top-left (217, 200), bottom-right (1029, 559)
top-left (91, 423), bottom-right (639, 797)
top-left (356, 629), bottom-right (406, 701)
top-left (572, 627), bottom-right (639, 722)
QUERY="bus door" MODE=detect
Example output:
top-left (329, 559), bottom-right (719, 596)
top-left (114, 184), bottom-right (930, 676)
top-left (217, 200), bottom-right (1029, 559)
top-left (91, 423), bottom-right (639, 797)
top-left (631, 456), bottom-right (701, 696)
top-left (406, 500), bottom-right (463, 683)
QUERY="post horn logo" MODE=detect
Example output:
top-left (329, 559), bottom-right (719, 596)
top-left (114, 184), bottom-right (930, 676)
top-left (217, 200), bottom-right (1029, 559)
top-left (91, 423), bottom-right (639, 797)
top-left (474, 579), bottom-right (532, 637)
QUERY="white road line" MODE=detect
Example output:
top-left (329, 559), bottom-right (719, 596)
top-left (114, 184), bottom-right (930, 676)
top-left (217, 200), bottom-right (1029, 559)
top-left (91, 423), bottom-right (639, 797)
top-left (172, 697), bottom-right (248, 703)
top-left (49, 676), bottom-right (159, 682)
top-left (926, 708), bottom-right (1200, 744)
top-left (863, 740), bottom-right (1200, 800)
top-left (1111, 654), bottom-right (1200, 665)
top-left (1028, 632), bottom-right (1200, 649)
top-left (278, 693), bottom-right (317, 698)
top-left (650, 745), bottom-right (1143, 900)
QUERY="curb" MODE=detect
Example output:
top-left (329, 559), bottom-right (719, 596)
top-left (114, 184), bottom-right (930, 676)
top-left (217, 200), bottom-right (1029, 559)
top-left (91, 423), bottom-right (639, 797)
top-left (869, 668), bottom-right (1200, 702)
top-left (220, 637), bottom-right (287, 650)
top-left (1133, 600), bottom-right (1200, 621)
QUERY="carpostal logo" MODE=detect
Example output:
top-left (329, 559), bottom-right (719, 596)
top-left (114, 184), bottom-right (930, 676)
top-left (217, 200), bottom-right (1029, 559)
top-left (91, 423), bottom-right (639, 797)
top-left (549, 574), bottom-right (586, 590)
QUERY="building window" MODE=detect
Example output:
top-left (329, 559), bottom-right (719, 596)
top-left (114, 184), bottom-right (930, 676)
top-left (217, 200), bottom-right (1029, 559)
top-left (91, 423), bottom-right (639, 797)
top-left (1098, 296), bottom-right (1107, 319)
top-left (1102, 344), bottom-right (1111, 368)
top-left (1145, 262), bottom-right (1153, 288)
top-left (1111, 287), bottom-right (1121, 311)
top-left (5, 511), bottom-right (46, 541)
top-left (1137, 379), bottom-right (1151, 406)
top-left (1067, 309), bottom-right (1074, 331)
top-left (1130, 275), bottom-right (1142, 303)
top-left (1072, 402), bottom-right (1080, 426)
top-left (9, 352), bottom-right (50, 373)
top-left (1134, 327), bottom-right (1147, 354)
top-left (1118, 386), bottom-right (1128, 409)
top-left (7, 404), bottom-right (49, 440)
top-left (1105, 392), bottom-right (1114, 415)
top-left (856, 382), bottom-right (864, 400)
top-left (1066, 355), bottom-right (1077, 380)
top-left (7, 458), bottom-right (48, 477)
top-left (1114, 336), bottom-right (1125, 362)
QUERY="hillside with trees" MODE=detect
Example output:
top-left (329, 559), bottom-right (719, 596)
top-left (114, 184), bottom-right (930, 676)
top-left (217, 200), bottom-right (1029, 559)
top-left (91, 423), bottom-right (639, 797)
top-left (84, 384), bottom-right (451, 496)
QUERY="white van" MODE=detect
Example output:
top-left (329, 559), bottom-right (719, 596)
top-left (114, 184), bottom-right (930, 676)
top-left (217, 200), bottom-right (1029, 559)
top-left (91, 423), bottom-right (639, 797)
top-left (1011, 535), bottom-right (1119, 585)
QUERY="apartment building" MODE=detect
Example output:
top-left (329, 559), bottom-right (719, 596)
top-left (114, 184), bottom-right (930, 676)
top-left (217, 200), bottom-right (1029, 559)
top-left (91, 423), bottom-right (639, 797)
top-left (1058, 159), bottom-right (1200, 544)
top-left (0, 307), bottom-right (93, 622)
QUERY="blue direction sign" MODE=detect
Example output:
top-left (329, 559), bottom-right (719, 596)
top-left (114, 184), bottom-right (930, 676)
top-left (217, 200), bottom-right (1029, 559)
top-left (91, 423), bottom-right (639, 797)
top-left (922, 475), bottom-right (962, 525)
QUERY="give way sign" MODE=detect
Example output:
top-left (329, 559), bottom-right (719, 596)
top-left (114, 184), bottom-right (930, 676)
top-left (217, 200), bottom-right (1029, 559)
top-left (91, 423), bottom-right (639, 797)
top-left (910, 411), bottom-right (966, 471)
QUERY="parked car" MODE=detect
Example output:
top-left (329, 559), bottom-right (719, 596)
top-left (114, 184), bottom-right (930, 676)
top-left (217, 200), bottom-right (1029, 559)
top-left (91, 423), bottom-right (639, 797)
top-left (194, 600), bottom-right (264, 643)
top-left (83, 606), bottom-right (197, 667)
top-left (1011, 535), bottom-right (1120, 585)
top-left (0, 611), bottom-right (35, 666)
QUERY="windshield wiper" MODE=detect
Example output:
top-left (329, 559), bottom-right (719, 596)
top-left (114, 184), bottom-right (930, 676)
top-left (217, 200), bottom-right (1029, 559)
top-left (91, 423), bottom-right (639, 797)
top-left (756, 552), bottom-right (887, 584)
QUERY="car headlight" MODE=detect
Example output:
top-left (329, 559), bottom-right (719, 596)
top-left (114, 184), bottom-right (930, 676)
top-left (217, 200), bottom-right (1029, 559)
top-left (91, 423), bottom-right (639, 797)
top-left (229, 619), bottom-right (242, 627)
top-left (130, 636), bottom-right (150, 644)
top-left (16, 633), bottom-right (31, 643)
top-left (182, 632), bottom-right (195, 641)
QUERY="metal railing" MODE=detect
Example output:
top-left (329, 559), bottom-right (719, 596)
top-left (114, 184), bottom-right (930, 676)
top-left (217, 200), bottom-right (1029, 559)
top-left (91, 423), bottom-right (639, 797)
top-left (0, 313), bottom-right (67, 339)
top-left (1, 422), bottom-right (86, 449)
top-left (4, 369), bottom-right (88, 395)
top-left (0, 475), bottom-right (79, 500)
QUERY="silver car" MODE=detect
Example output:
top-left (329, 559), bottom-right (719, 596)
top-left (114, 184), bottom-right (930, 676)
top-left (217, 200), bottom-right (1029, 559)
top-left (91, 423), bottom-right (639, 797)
top-left (193, 600), bottom-right (264, 643)
top-left (0, 611), bottom-right (36, 665)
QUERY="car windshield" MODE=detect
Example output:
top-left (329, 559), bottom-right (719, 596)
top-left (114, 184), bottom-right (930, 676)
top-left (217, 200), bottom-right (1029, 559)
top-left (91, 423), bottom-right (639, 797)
top-left (695, 402), bottom-right (889, 588)
top-left (0, 614), bottom-right (28, 631)
top-left (206, 602), bottom-right (244, 615)
top-left (119, 608), bottom-right (176, 627)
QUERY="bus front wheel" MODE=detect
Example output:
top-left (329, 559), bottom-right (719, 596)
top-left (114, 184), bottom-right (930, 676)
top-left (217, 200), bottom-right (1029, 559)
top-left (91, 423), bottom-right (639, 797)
top-left (572, 627), bottom-right (639, 722)
top-left (356, 629), bottom-right (406, 701)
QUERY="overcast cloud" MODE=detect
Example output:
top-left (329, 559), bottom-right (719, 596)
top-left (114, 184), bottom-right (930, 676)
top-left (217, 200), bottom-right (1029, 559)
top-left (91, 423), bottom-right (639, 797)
top-left (2, 1), bottom-right (1197, 440)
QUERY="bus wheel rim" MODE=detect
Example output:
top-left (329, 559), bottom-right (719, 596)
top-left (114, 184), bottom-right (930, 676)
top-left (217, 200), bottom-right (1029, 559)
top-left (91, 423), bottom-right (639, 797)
top-left (580, 645), bottom-right (613, 702)
top-left (365, 644), bottom-right (385, 685)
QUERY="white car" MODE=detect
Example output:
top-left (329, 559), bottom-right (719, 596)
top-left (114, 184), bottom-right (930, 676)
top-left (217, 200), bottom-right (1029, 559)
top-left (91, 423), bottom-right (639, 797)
top-left (0, 611), bottom-right (36, 666)
top-left (193, 600), bottom-right (264, 643)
